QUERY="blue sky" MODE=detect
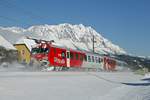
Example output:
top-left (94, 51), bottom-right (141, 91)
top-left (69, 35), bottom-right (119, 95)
top-left (0, 0), bottom-right (150, 56)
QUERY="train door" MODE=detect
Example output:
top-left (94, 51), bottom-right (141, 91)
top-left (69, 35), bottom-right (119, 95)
top-left (66, 51), bottom-right (70, 67)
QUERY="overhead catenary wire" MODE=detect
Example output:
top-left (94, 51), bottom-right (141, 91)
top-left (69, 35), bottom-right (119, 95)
top-left (0, 0), bottom-right (41, 18)
top-left (0, 15), bottom-right (32, 26)
top-left (0, 3), bottom-right (32, 25)
top-left (0, 15), bottom-right (20, 23)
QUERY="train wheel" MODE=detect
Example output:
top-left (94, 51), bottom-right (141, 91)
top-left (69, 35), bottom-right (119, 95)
top-left (40, 60), bottom-right (49, 69)
top-left (42, 66), bottom-right (55, 72)
top-left (62, 67), bottom-right (69, 71)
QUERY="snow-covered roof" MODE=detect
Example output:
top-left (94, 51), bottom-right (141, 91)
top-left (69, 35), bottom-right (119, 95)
top-left (15, 38), bottom-right (36, 51)
top-left (0, 35), bottom-right (16, 50)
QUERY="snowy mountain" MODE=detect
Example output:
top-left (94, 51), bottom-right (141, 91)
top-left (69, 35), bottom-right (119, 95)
top-left (0, 27), bottom-right (24, 44)
top-left (0, 23), bottom-right (126, 54)
top-left (0, 26), bottom-right (26, 33)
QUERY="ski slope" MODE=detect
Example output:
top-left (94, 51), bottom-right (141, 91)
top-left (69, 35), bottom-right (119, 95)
top-left (0, 71), bottom-right (149, 100)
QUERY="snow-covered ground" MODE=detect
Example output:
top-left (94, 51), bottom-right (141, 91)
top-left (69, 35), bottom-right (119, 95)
top-left (0, 67), bottom-right (149, 100)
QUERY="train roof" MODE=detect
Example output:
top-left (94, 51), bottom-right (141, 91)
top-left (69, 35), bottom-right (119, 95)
top-left (51, 44), bottom-right (85, 54)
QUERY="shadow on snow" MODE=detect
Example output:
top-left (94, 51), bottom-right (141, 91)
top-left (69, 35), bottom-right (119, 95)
top-left (122, 78), bottom-right (150, 86)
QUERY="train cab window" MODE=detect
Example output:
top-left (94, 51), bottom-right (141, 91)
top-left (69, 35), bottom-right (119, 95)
top-left (88, 56), bottom-right (91, 62)
top-left (76, 53), bottom-right (78, 60)
top-left (40, 48), bottom-right (49, 54)
top-left (84, 55), bottom-right (87, 61)
top-left (92, 56), bottom-right (94, 62)
top-left (44, 48), bottom-right (49, 53)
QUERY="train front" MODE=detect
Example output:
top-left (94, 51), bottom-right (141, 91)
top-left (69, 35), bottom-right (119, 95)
top-left (30, 43), bottom-right (50, 69)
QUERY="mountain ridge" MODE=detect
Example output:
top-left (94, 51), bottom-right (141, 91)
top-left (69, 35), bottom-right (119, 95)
top-left (0, 23), bottom-right (126, 54)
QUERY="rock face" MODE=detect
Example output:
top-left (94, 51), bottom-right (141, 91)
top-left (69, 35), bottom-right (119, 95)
top-left (0, 23), bottom-right (126, 54)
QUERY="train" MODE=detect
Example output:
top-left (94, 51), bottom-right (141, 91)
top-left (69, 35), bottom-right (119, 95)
top-left (29, 37), bottom-right (118, 71)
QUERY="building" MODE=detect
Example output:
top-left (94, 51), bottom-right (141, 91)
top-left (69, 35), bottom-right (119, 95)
top-left (14, 44), bottom-right (30, 64)
top-left (14, 38), bottom-right (36, 64)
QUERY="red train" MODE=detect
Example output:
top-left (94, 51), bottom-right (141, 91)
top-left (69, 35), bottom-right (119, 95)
top-left (30, 38), bottom-right (117, 71)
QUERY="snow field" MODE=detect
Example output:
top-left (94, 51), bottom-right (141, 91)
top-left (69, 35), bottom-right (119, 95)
top-left (0, 71), bottom-right (149, 100)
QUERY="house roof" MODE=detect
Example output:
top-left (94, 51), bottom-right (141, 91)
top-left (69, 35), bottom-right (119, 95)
top-left (0, 35), bottom-right (16, 50)
top-left (15, 38), bottom-right (36, 51)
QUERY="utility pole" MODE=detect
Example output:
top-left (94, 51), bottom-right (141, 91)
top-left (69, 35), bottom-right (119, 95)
top-left (92, 35), bottom-right (96, 53)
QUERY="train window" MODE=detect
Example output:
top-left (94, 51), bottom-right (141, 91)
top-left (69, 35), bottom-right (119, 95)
top-left (54, 48), bottom-right (56, 54)
top-left (80, 55), bottom-right (83, 61)
top-left (92, 56), bottom-right (94, 62)
top-left (84, 55), bottom-right (87, 61)
top-left (61, 52), bottom-right (65, 58)
top-left (76, 53), bottom-right (78, 60)
top-left (98, 58), bottom-right (101, 63)
top-left (95, 57), bottom-right (98, 63)
top-left (67, 52), bottom-right (70, 58)
top-left (88, 56), bottom-right (91, 62)
top-left (97, 57), bottom-right (99, 63)
top-left (70, 52), bottom-right (73, 59)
